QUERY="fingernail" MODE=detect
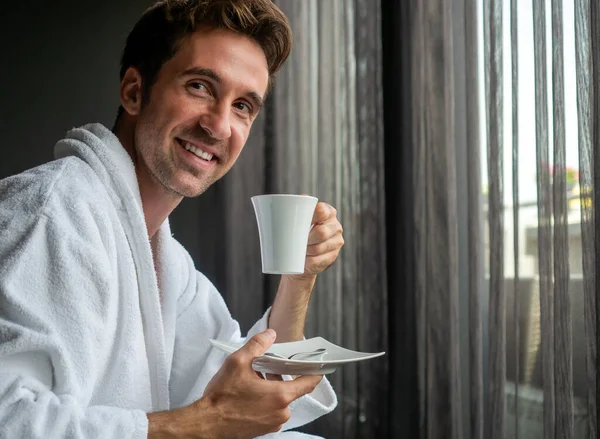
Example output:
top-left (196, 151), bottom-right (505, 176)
top-left (265, 328), bottom-right (276, 339)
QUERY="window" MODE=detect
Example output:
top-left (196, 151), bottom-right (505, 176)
top-left (480, 0), bottom-right (589, 436)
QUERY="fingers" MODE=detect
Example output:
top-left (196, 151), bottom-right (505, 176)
top-left (306, 250), bottom-right (341, 273)
top-left (307, 222), bottom-right (343, 245)
top-left (282, 375), bottom-right (323, 400)
top-left (265, 373), bottom-right (284, 381)
top-left (304, 204), bottom-right (343, 274)
top-left (311, 202), bottom-right (337, 225)
top-left (306, 234), bottom-right (345, 256)
top-left (255, 371), bottom-right (284, 381)
top-left (235, 329), bottom-right (277, 362)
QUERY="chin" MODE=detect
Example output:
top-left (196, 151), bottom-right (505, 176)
top-left (169, 178), bottom-right (213, 198)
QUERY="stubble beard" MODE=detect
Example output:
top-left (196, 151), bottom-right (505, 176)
top-left (151, 145), bottom-right (218, 198)
top-left (136, 113), bottom-right (230, 199)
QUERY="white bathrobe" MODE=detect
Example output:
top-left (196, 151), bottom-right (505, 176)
top-left (0, 123), bottom-right (336, 438)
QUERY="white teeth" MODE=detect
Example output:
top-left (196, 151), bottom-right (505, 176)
top-left (183, 141), bottom-right (214, 161)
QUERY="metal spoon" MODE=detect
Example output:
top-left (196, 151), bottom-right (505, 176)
top-left (263, 348), bottom-right (327, 360)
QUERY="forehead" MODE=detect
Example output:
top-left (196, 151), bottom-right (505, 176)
top-left (163, 27), bottom-right (270, 96)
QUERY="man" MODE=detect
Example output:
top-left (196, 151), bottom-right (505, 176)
top-left (0, 1), bottom-right (344, 438)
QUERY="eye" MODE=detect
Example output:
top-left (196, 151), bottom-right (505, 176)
top-left (188, 81), bottom-right (209, 94)
top-left (233, 101), bottom-right (252, 114)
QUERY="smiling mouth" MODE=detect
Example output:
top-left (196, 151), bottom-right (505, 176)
top-left (176, 138), bottom-right (217, 163)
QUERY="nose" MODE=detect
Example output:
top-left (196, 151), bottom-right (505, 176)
top-left (198, 102), bottom-right (232, 140)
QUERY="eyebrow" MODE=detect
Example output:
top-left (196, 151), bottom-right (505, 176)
top-left (180, 67), bottom-right (265, 109)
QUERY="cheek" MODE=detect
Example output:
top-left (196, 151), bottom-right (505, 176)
top-left (229, 126), bottom-right (250, 159)
top-left (137, 104), bottom-right (168, 137)
top-left (142, 90), bottom-right (191, 130)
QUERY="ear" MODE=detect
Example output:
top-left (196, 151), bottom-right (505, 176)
top-left (120, 67), bottom-right (144, 116)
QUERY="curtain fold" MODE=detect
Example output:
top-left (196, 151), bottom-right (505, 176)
top-left (484, 0), bottom-right (506, 437)
top-left (412, 1), bottom-right (463, 438)
top-left (532, 2), bottom-right (556, 438)
top-left (550, 1), bottom-right (574, 437)
top-left (509, 1), bottom-right (521, 438)
top-left (413, 2), bottom-right (428, 436)
top-left (590, 0), bottom-right (600, 433)
top-left (466, 0), bottom-right (484, 436)
top-left (574, 1), bottom-right (598, 437)
top-left (382, 0), bottom-right (420, 437)
top-left (353, 0), bottom-right (389, 436)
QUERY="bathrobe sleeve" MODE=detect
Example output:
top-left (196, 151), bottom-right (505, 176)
top-left (0, 167), bottom-right (148, 438)
top-left (168, 244), bottom-right (337, 432)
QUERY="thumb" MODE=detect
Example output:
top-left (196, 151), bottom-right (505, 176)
top-left (285, 375), bottom-right (324, 400)
top-left (238, 329), bottom-right (277, 361)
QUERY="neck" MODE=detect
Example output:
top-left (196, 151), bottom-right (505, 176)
top-left (114, 117), bottom-right (183, 239)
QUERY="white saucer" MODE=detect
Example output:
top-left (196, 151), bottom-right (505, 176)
top-left (208, 336), bottom-right (385, 375)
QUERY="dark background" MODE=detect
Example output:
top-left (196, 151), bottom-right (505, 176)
top-left (0, 1), bottom-right (144, 175)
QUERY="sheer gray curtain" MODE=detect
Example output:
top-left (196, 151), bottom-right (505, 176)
top-left (406, 0), bottom-right (598, 438)
top-left (483, 0), bottom-right (598, 438)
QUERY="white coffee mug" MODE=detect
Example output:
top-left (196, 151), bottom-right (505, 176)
top-left (251, 194), bottom-right (318, 274)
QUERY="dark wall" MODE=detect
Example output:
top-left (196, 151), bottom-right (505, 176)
top-left (0, 1), bottom-right (150, 176)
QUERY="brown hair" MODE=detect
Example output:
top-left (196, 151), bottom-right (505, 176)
top-left (114, 0), bottom-right (292, 126)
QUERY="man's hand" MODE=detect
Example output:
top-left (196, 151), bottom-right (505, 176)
top-left (148, 330), bottom-right (323, 439)
top-left (297, 201), bottom-right (344, 278)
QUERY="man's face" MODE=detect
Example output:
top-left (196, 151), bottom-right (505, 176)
top-left (133, 27), bottom-right (269, 198)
